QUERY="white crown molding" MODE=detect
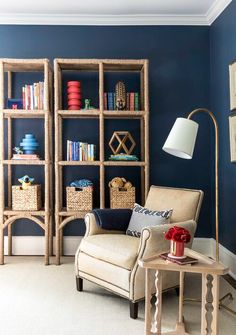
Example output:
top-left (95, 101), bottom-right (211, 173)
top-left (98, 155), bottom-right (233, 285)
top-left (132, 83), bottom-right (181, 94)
top-left (0, 1), bottom-right (232, 26)
top-left (3, 236), bottom-right (236, 279)
top-left (206, 0), bottom-right (232, 25)
top-left (0, 13), bottom-right (209, 26)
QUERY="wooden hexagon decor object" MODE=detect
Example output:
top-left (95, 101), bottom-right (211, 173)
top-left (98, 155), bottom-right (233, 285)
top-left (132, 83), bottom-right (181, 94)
top-left (109, 131), bottom-right (136, 155)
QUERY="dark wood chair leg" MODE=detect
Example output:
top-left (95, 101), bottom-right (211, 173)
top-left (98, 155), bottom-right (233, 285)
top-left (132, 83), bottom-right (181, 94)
top-left (130, 301), bottom-right (138, 319)
top-left (175, 287), bottom-right (180, 296)
top-left (76, 277), bottom-right (83, 291)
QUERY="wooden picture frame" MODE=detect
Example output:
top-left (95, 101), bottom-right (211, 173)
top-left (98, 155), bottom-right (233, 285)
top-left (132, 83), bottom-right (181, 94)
top-left (229, 61), bottom-right (236, 110)
top-left (229, 114), bottom-right (236, 162)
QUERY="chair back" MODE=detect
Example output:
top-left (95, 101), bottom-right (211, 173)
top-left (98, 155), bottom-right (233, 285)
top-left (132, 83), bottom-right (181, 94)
top-left (144, 185), bottom-right (204, 223)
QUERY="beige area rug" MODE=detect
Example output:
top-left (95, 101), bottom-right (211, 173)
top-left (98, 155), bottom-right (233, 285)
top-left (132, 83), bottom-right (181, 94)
top-left (0, 256), bottom-right (235, 335)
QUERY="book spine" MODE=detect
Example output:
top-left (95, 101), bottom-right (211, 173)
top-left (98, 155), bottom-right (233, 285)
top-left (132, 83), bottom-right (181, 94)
top-left (113, 93), bottom-right (116, 110)
top-left (104, 93), bottom-right (108, 110)
top-left (22, 87), bottom-right (25, 109)
top-left (134, 93), bottom-right (139, 111)
top-left (126, 93), bottom-right (130, 111)
top-left (129, 93), bottom-right (135, 111)
top-left (108, 92), bottom-right (113, 111)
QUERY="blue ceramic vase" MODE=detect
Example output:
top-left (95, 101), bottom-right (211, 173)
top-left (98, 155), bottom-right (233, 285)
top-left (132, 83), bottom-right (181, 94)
top-left (20, 134), bottom-right (39, 154)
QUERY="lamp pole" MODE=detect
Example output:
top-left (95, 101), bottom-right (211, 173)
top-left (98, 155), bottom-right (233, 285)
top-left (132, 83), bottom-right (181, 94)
top-left (187, 108), bottom-right (219, 262)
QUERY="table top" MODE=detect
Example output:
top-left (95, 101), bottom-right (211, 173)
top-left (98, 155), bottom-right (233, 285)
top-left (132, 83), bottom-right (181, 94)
top-left (138, 248), bottom-right (228, 275)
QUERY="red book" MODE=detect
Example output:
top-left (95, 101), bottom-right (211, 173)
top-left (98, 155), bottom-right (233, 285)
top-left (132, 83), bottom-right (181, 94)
top-left (129, 93), bottom-right (135, 111)
top-left (104, 93), bottom-right (108, 110)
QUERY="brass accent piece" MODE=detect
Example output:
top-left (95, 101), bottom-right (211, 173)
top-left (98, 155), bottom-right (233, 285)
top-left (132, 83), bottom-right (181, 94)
top-left (187, 108), bottom-right (235, 316)
top-left (109, 131), bottom-right (136, 155)
top-left (187, 108), bottom-right (219, 262)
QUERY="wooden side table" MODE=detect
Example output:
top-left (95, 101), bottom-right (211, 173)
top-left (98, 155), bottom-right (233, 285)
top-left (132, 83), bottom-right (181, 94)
top-left (139, 248), bottom-right (228, 335)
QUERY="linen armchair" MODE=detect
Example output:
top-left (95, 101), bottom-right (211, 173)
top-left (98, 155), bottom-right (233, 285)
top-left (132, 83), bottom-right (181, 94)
top-left (75, 185), bottom-right (203, 319)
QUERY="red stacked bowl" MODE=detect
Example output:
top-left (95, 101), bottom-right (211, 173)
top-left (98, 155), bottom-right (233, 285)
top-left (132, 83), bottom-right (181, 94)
top-left (67, 81), bottom-right (81, 110)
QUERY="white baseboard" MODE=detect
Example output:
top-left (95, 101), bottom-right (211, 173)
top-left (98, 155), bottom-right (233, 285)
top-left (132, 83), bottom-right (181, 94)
top-left (4, 236), bottom-right (83, 256)
top-left (193, 237), bottom-right (236, 280)
top-left (4, 236), bottom-right (236, 279)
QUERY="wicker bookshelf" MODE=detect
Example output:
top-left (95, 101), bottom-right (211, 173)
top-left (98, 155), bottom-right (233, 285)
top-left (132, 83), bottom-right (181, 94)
top-left (0, 58), bottom-right (53, 265)
top-left (54, 58), bottom-right (149, 265)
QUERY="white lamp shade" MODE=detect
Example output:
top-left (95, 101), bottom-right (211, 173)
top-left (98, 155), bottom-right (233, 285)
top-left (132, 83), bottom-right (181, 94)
top-left (162, 118), bottom-right (199, 159)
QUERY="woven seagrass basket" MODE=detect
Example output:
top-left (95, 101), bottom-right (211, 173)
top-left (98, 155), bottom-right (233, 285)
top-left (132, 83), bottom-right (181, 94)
top-left (110, 187), bottom-right (135, 209)
top-left (12, 185), bottom-right (41, 211)
top-left (66, 187), bottom-right (93, 211)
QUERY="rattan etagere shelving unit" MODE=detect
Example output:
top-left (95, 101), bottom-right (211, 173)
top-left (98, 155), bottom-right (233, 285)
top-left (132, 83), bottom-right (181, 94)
top-left (0, 58), bottom-right (53, 265)
top-left (54, 58), bottom-right (149, 265)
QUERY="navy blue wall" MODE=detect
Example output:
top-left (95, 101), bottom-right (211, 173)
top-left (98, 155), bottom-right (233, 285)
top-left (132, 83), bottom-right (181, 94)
top-left (210, 1), bottom-right (236, 254)
top-left (0, 26), bottom-right (211, 237)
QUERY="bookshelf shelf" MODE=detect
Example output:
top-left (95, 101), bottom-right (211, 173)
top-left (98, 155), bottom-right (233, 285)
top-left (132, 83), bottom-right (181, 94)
top-left (4, 208), bottom-right (47, 216)
top-left (58, 110), bottom-right (100, 118)
top-left (103, 111), bottom-right (146, 119)
top-left (0, 58), bottom-right (53, 265)
top-left (54, 58), bottom-right (149, 265)
top-left (104, 161), bottom-right (146, 167)
top-left (59, 208), bottom-right (87, 218)
top-left (3, 109), bottom-right (47, 118)
top-left (3, 159), bottom-right (47, 165)
top-left (58, 160), bottom-right (101, 166)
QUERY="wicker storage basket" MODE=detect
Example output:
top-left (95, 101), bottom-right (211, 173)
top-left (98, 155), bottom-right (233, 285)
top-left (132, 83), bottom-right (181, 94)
top-left (66, 187), bottom-right (93, 211)
top-left (110, 187), bottom-right (135, 209)
top-left (12, 185), bottom-right (41, 211)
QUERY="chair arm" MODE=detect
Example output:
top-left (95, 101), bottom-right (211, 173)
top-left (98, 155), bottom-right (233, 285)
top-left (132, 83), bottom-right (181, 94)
top-left (84, 212), bottom-right (125, 237)
top-left (137, 220), bottom-right (197, 260)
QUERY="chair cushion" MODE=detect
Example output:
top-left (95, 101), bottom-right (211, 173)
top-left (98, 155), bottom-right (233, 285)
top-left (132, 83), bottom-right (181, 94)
top-left (79, 234), bottom-right (140, 270)
top-left (145, 185), bottom-right (203, 223)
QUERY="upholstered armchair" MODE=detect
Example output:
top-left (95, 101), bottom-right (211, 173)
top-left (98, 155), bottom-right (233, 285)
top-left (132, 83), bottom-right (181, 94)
top-left (75, 185), bottom-right (203, 319)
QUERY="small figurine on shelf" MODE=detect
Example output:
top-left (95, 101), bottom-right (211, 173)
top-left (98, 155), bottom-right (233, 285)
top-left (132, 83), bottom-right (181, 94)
top-left (115, 81), bottom-right (126, 110)
top-left (83, 99), bottom-right (95, 110)
top-left (18, 175), bottom-right (34, 190)
top-left (13, 147), bottom-right (23, 155)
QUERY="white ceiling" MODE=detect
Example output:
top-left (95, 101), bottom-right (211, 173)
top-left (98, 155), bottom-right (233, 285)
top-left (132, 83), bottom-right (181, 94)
top-left (0, 0), bottom-right (232, 25)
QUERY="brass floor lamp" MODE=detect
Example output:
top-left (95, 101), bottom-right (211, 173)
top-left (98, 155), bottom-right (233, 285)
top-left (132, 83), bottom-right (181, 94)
top-left (162, 108), bottom-right (235, 315)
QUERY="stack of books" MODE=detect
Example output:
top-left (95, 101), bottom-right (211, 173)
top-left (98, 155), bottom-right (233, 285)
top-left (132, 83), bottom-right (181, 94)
top-left (22, 82), bottom-right (44, 110)
top-left (12, 154), bottom-right (39, 160)
top-left (67, 140), bottom-right (96, 161)
top-left (104, 92), bottom-right (139, 111)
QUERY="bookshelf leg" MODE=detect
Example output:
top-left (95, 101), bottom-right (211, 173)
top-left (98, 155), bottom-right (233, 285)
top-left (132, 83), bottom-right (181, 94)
top-left (60, 227), bottom-right (63, 256)
top-left (49, 215), bottom-right (53, 256)
top-left (55, 216), bottom-right (60, 265)
top-left (8, 223), bottom-right (12, 256)
top-left (45, 216), bottom-right (49, 265)
top-left (0, 223), bottom-right (4, 265)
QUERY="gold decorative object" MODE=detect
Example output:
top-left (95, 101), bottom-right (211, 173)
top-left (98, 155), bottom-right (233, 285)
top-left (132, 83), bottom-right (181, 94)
top-left (109, 131), bottom-right (136, 155)
top-left (115, 81), bottom-right (126, 110)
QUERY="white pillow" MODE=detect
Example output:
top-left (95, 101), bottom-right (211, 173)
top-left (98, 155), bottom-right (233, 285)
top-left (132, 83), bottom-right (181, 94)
top-left (126, 203), bottom-right (173, 237)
